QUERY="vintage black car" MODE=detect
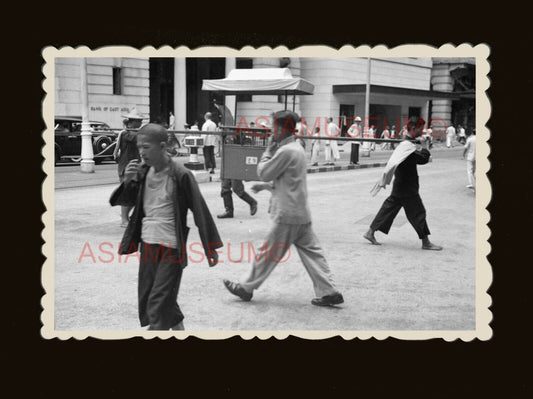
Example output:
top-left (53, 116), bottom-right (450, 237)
top-left (55, 116), bottom-right (119, 164)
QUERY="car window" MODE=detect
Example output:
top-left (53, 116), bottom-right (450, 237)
top-left (55, 121), bottom-right (71, 132)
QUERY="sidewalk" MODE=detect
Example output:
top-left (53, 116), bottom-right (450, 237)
top-left (54, 141), bottom-right (459, 189)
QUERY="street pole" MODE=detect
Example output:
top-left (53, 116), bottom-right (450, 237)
top-left (79, 58), bottom-right (94, 173)
top-left (362, 57), bottom-right (371, 157)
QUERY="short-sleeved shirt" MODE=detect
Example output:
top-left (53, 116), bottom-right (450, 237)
top-left (202, 119), bottom-right (218, 146)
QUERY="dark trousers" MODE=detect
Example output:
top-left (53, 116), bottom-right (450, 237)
top-left (204, 145), bottom-right (216, 170)
top-left (139, 243), bottom-right (184, 330)
top-left (220, 179), bottom-right (256, 212)
top-left (370, 194), bottom-right (430, 239)
top-left (221, 178), bottom-right (245, 197)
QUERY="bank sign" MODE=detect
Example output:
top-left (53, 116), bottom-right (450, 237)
top-left (89, 104), bottom-right (137, 129)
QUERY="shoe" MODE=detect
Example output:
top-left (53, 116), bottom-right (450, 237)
top-left (311, 292), bottom-right (344, 307)
top-left (250, 202), bottom-right (258, 216)
top-left (217, 210), bottom-right (234, 219)
top-left (223, 279), bottom-right (253, 301)
top-left (210, 169), bottom-right (215, 174)
top-left (311, 163), bottom-right (318, 166)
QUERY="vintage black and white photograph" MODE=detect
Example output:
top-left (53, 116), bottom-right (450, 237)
top-left (42, 45), bottom-right (491, 339)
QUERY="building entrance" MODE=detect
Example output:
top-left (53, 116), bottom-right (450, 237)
top-left (185, 58), bottom-right (226, 126)
top-left (149, 58), bottom-right (175, 127)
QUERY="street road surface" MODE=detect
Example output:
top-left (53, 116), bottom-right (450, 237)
top-left (53, 156), bottom-right (476, 331)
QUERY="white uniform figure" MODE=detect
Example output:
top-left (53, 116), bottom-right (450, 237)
top-left (446, 124), bottom-right (456, 148)
top-left (324, 118), bottom-right (340, 165)
top-left (464, 131), bottom-right (476, 191)
top-left (310, 127), bottom-right (321, 166)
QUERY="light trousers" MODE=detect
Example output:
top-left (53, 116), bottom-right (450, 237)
top-left (310, 142), bottom-right (320, 163)
top-left (240, 222), bottom-right (339, 298)
top-left (467, 159), bottom-right (476, 187)
top-left (324, 141), bottom-right (340, 162)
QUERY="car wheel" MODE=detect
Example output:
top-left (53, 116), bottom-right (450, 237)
top-left (94, 136), bottom-right (113, 155)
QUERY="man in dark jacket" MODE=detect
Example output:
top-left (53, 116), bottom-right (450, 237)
top-left (364, 124), bottom-right (442, 250)
top-left (110, 123), bottom-right (222, 330)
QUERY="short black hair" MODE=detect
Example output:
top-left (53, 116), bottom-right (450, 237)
top-left (137, 123), bottom-right (169, 144)
top-left (272, 110), bottom-right (299, 138)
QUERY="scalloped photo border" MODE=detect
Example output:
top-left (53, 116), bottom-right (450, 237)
top-left (41, 44), bottom-right (491, 341)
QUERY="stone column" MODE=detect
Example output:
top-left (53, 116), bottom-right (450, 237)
top-left (79, 58), bottom-right (94, 173)
top-left (431, 63), bottom-right (454, 127)
top-left (422, 100), bottom-right (430, 126)
top-left (174, 57), bottom-right (187, 130)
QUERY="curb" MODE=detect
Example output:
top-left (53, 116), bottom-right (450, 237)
top-left (54, 161), bottom-right (389, 189)
top-left (200, 161), bottom-right (389, 184)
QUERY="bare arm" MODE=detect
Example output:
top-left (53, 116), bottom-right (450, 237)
top-left (113, 131), bottom-right (123, 159)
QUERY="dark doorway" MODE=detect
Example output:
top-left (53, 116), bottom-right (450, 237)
top-left (149, 58), bottom-right (174, 127)
top-left (186, 58), bottom-right (226, 126)
top-left (339, 104), bottom-right (355, 137)
top-left (370, 104), bottom-right (402, 134)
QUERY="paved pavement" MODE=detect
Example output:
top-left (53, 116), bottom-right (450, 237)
top-left (54, 142), bottom-right (462, 189)
top-left (51, 144), bottom-right (476, 333)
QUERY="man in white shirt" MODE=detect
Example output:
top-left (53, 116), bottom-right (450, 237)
top-left (325, 117), bottom-right (341, 165)
top-left (201, 112), bottom-right (218, 174)
top-left (347, 116), bottom-right (362, 164)
top-left (463, 129), bottom-right (476, 192)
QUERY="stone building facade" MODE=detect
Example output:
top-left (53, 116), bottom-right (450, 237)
top-left (55, 57), bottom-right (150, 129)
top-left (54, 57), bottom-right (474, 135)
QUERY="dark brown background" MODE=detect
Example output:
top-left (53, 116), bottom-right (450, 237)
top-left (11, 6), bottom-right (531, 397)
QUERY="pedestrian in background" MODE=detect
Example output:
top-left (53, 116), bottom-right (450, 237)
top-left (423, 125), bottom-right (434, 149)
top-left (168, 111), bottom-right (175, 130)
top-left (446, 122), bottom-right (456, 148)
top-left (457, 124), bottom-right (466, 145)
top-left (463, 128), bottom-right (476, 192)
top-left (223, 110), bottom-right (344, 307)
top-left (381, 125), bottom-right (391, 150)
top-left (390, 125), bottom-right (397, 150)
top-left (109, 123), bottom-right (222, 331)
top-left (324, 117), bottom-right (340, 166)
top-left (201, 112), bottom-right (218, 174)
top-left (310, 126), bottom-right (320, 166)
top-left (369, 125), bottom-right (377, 151)
top-left (113, 108), bottom-right (145, 227)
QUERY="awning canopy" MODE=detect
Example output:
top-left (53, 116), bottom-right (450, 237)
top-left (202, 68), bottom-right (315, 95)
top-left (332, 84), bottom-right (465, 100)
